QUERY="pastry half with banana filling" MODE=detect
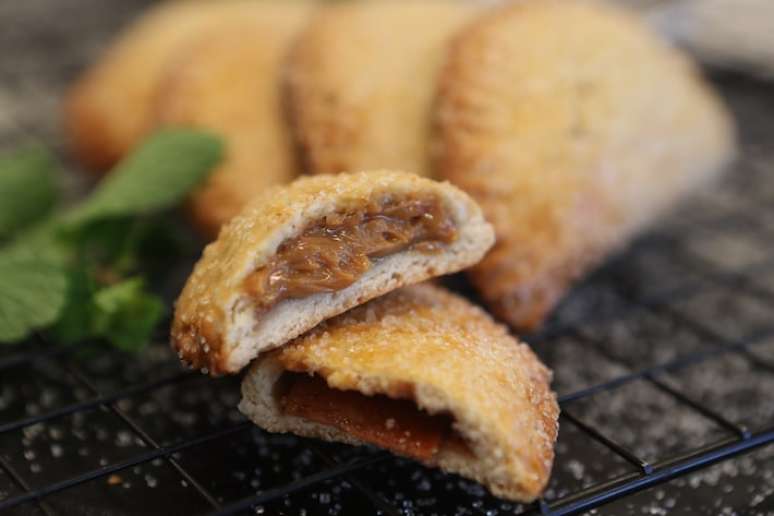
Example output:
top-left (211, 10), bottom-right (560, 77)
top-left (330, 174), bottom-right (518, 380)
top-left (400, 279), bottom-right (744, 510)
top-left (171, 170), bottom-right (494, 375)
top-left (239, 284), bottom-right (559, 502)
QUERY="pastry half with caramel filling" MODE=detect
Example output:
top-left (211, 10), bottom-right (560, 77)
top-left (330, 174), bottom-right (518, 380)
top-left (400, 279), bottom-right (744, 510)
top-left (239, 284), bottom-right (559, 502)
top-left (171, 170), bottom-right (494, 375)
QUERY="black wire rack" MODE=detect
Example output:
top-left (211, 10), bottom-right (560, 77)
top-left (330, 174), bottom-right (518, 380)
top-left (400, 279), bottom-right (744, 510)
top-left (2, 1), bottom-right (774, 515)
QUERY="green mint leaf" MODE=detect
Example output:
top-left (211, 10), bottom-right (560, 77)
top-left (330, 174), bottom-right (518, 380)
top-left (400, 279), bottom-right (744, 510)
top-left (49, 267), bottom-right (98, 344)
top-left (92, 277), bottom-right (165, 351)
top-left (0, 130), bottom-right (217, 347)
top-left (62, 218), bottom-right (185, 284)
top-left (67, 129), bottom-right (222, 226)
top-left (65, 217), bottom-right (140, 272)
top-left (96, 218), bottom-right (195, 279)
top-left (0, 252), bottom-right (68, 343)
top-left (52, 274), bottom-right (165, 351)
top-left (0, 145), bottom-right (58, 240)
top-left (4, 218), bottom-right (72, 266)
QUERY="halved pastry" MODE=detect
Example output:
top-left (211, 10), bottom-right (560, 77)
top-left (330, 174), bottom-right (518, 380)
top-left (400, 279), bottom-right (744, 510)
top-left (287, 0), bottom-right (477, 177)
top-left (156, 4), bottom-right (315, 236)
top-left (239, 284), bottom-right (559, 502)
top-left (171, 170), bottom-right (494, 375)
top-left (64, 0), bottom-right (295, 172)
top-left (435, 0), bottom-right (736, 330)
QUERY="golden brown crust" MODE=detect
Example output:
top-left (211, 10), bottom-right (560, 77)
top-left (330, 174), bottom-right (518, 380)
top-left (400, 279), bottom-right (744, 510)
top-left (155, 4), bottom-right (315, 237)
top-left (64, 0), bottom-right (281, 173)
top-left (434, 0), bottom-right (736, 330)
top-left (241, 284), bottom-right (559, 502)
top-left (287, 0), bottom-right (477, 177)
top-left (171, 170), bottom-right (494, 375)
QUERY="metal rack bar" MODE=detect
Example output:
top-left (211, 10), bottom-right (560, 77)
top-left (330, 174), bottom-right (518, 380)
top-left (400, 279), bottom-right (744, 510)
top-left (0, 422), bottom-right (251, 511)
top-left (0, 212), bottom-right (769, 516)
top-left (63, 363), bottom-right (223, 510)
top-left (645, 375), bottom-right (751, 439)
top-left (675, 244), bottom-right (774, 306)
top-left (0, 346), bottom-right (69, 372)
top-left (736, 348), bottom-right (774, 374)
top-left (554, 332), bottom-right (752, 405)
top-left (571, 329), bottom-right (752, 438)
top-left (559, 410), bottom-right (653, 474)
top-left (0, 455), bottom-right (54, 516)
top-left (548, 428), bottom-right (774, 515)
top-left (309, 444), bottom-right (402, 516)
top-left (209, 453), bottom-right (391, 516)
top-left (0, 258), bottom-right (769, 515)
top-left (2, 9), bottom-right (774, 512)
top-left (0, 370), bottom-right (195, 435)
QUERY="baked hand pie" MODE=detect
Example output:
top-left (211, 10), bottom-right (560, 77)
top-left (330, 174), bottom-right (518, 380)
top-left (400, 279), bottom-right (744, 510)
top-left (156, 4), bottom-right (315, 237)
top-left (239, 283), bottom-right (559, 502)
top-left (64, 0), bottom-right (292, 172)
top-left (435, 0), bottom-right (736, 331)
top-left (171, 170), bottom-right (494, 375)
top-left (287, 0), bottom-right (477, 177)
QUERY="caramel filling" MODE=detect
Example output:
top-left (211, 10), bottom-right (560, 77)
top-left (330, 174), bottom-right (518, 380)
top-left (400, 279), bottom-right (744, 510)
top-left (243, 195), bottom-right (456, 312)
top-left (278, 373), bottom-right (469, 461)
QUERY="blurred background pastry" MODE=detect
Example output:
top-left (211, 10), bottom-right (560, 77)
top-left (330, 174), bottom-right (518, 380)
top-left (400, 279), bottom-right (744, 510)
top-left (434, 0), bottom-right (735, 330)
top-left (287, 0), bottom-right (477, 177)
top-left (64, 0), bottom-right (269, 171)
top-left (156, 3), bottom-right (315, 237)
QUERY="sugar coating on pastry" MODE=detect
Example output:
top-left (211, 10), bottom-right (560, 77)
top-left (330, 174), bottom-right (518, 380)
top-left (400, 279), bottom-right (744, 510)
top-left (240, 283), bottom-right (559, 502)
top-left (287, 0), bottom-right (477, 177)
top-left (64, 0), bottom-right (278, 172)
top-left (435, 0), bottom-right (736, 330)
top-left (171, 170), bottom-right (495, 375)
top-left (156, 4), bottom-right (315, 236)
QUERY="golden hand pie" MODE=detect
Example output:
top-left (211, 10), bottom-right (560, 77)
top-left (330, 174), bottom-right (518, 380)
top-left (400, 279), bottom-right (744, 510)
top-left (435, 0), bottom-right (736, 330)
top-left (64, 0), bottom-right (291, 172)
top-left (239, 283), bottom-right (559, 502)
top-left (287, 0), bottom-right (477, 177)
top-left (156, 4), bottom-right (315, 237)
top-left (171, 170), bottom-right (494, 375)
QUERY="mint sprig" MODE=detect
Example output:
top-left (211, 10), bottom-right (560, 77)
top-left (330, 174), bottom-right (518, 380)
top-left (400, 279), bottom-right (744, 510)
top-left (0, 253), bottom-right (68, 342)
top-left (0, 145), bottom-right (58, 240)
top-left (0, 129), bottom-right (222, 347)
top-left (67, 129), bottom-right (221, 226)
top-left (92, 278), bottom-right (166, 351)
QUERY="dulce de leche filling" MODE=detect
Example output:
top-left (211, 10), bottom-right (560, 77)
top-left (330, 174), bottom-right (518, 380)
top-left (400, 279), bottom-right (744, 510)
top-left (243, 194), bottom-right (457, 312)
top-left (278, 373), bottom-right (468, 461)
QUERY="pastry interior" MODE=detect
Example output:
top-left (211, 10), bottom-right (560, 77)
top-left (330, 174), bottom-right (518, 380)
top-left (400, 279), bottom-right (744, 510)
top-left (274, 370), bottom-right (472, 461)
top-left (243, 193), bottom-right (457, 312)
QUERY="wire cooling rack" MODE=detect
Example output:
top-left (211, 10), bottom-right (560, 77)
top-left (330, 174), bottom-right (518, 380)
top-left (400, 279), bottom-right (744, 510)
top-left (2, 1), bottom-right (774, 514)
